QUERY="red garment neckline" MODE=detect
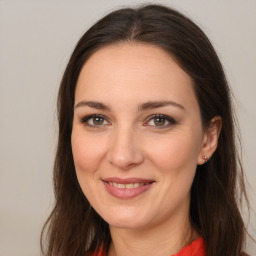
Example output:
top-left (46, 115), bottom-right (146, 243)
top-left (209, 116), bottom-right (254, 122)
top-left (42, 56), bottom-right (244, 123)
top-left (94, 237), bottom-right (205, 256)
top-left (171, 237), bottom-right (205, 256)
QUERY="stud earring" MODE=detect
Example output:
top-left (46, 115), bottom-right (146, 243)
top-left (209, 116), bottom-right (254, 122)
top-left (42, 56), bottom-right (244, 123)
top-left (202, 155), bottom-right (208, 163)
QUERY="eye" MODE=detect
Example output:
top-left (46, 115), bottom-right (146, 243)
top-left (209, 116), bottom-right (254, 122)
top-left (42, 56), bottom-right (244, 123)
top-left (81, 114), bottom-right (110, 128)
top-left (146, 114), bottom-right (176, 128)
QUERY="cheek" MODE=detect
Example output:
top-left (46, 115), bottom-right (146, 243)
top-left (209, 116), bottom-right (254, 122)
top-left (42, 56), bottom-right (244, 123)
top-left (147, 134), bottom-right (200, 215)
top-left (148, 133), bottom-right (201, 171)
top-left (71, 131), bottom-right (106, 174)
top-left (71, 130), bottom-right (107, 207)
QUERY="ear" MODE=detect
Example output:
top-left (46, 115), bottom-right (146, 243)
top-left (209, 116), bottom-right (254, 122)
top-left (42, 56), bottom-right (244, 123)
top-left (197, 116), bottom-right (222, 165)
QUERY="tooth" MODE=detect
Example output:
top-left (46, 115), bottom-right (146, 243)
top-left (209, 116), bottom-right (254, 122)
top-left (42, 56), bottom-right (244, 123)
top-left (125, 183), bottom-right (134, 189)
top-left (134, 183), bottom-right (140, 188)
top-left (108, 182), bottom-right (151, 189)
top-left (117, 183), bottom-right (125, 189)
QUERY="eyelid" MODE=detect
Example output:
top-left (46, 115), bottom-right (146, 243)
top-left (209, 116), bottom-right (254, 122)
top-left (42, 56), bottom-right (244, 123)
top-left (80, 114), bottom-right (110, 128)
top-left (144, 114), bottom-right (176, 128)
top-left (80, 113), bottom-right (176, 129)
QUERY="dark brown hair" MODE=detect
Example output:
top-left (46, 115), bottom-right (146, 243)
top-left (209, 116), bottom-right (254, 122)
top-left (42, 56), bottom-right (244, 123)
top-left (41, 4), bottom-right (249, 256)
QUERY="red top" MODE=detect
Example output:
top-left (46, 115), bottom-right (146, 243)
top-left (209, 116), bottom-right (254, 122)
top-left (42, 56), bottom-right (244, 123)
top-left (171, 238), bottom-right (205, 256)
top-left (94, 237), bottom-right (205, 256)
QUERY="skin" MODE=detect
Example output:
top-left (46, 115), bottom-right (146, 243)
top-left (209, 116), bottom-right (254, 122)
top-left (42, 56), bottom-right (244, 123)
top-left (71, 43), bottom-right (221, 256)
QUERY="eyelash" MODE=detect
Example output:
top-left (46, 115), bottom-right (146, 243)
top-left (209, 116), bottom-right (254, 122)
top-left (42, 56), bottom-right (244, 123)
top-left (145, 114), bottom-right (176, 128)
top-left (80, 114), bottom-right (176, 129)
top-left (80, 114), bottom-right (109, 128)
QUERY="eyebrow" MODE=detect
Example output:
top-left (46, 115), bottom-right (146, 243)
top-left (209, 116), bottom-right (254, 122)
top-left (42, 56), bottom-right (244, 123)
top-left (75, 100), bottom-right (185, 111)
top-left (75, 101), bottom-right (111, 110)
top-left (137, 100), bottom-right (185, 111)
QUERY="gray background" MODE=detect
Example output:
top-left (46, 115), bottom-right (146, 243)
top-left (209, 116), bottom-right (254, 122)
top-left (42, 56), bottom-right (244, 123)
top-left (0, 0), bottom-right (255, 255)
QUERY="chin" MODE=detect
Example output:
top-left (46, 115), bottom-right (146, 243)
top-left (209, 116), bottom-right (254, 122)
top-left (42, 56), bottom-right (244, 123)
top-left (109, 219), bottom-right (147, 230)
top-left (103, 209), bottom-right (151, 230)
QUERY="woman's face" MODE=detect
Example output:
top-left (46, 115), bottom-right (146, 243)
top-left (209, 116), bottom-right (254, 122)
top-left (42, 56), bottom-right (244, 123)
top-left (71, 43), bottom-right (207, 230)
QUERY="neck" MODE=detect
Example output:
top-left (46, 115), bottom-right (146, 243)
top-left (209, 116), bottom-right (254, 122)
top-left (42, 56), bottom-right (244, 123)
top-left (107, 204), bottom-right (199, 256)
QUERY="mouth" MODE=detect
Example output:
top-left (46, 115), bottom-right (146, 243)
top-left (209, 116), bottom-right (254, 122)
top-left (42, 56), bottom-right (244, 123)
top-left (106, 182), bottom-right (152, 189)
top-left (101, 177), bottom-right (155, 199)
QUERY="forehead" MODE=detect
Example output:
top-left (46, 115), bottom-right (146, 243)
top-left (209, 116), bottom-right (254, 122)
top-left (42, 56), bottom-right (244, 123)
top-left (77, 42), bottom-right (188, 84)
top-left (75, 43), bottom-right (198, 111)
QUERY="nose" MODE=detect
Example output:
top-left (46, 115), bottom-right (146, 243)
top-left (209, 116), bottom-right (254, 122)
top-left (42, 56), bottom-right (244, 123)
top-left (106, 127), bottom-right (144, 170)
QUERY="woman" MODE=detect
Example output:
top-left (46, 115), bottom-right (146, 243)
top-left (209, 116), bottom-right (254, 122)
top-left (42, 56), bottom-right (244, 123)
top-left (41, 4), bottom-right (250, 256)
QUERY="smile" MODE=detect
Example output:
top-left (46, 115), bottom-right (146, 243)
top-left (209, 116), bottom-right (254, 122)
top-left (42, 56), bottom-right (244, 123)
top-left (107, 182), bottom-right (151, 189)
top-left (102, 177), bottom-right (155, 199)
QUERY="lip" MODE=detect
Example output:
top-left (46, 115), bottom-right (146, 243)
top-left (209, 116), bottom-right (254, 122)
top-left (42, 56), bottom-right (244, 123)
top-left (103, 177), bottom-right (154, 184)
top-left (102, 177), bottom-right (155, 199)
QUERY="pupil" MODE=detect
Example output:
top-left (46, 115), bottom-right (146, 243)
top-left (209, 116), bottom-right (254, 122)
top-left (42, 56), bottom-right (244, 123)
top-left (154, 118), bottom-right (165, 126)
top-left (93, 117), bottom-right (103, 125)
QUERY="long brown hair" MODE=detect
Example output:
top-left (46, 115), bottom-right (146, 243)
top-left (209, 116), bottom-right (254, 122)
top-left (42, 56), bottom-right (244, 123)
top-left (41, 4), bottom-right (249, 256)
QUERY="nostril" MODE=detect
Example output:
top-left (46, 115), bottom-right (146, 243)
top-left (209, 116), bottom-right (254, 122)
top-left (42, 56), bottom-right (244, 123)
top-left (107, 152), bottom-right (144, 169)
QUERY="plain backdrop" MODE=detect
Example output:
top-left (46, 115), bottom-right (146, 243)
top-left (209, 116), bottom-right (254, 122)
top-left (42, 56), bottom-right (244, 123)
top-left (0, 0), bottom-right (255, 255)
